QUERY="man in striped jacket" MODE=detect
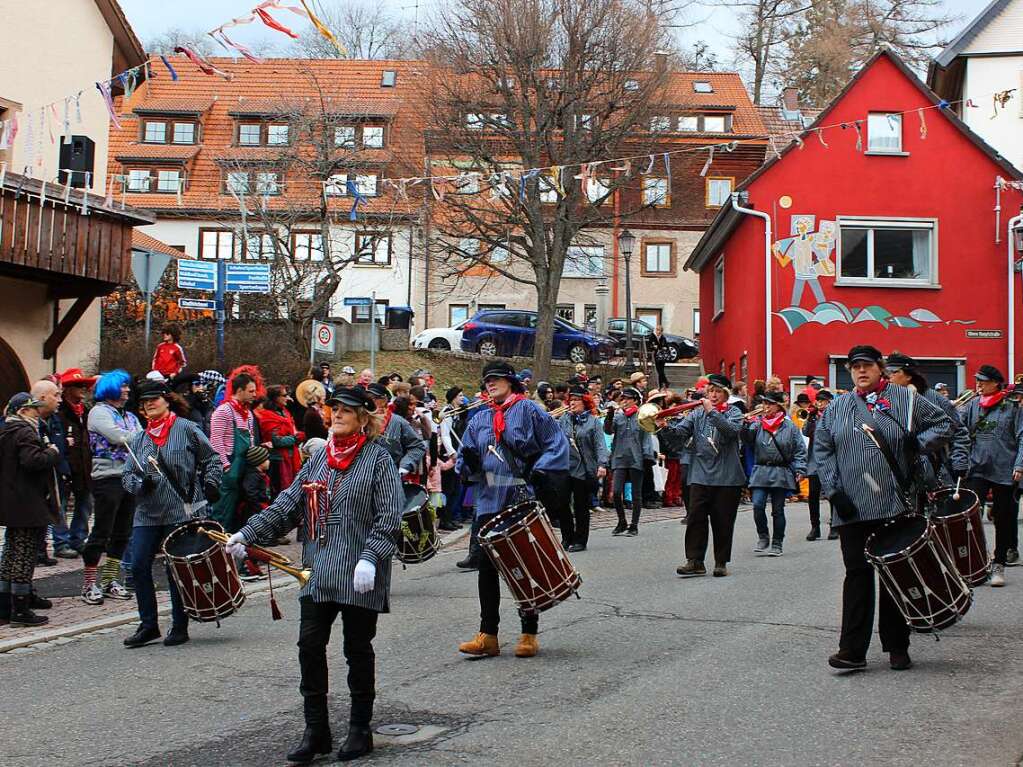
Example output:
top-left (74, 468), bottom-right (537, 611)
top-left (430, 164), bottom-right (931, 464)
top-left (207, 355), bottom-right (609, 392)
top-left (815, 345), bottom-right (953, 672)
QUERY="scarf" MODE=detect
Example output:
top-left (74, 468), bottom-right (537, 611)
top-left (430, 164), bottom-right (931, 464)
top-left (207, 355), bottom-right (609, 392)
top-left (146, 412), bottom-right (176, 448)
top-left (714, 402), bottom-right (729, 413)
top-left (621, 404), bottom-right (638, 417)
top-left (326, 432), bottom-right (367, 471)
top-left (856, 378), bottom-right (890, 412)
top-left (382, 402), bottom-right (395, 431)
top-left (760, 412), bottom-right (785, 433)
top-left (229, 397), bottom-right (250, 421)
top-left (490, 393), bottom-right (525, 444)
top-left (572, 411), bottom-right (589, 425)
top-left (66, 399), bottom-right (85, 419)
top-left (980, 390), bottom-right (1006, 410)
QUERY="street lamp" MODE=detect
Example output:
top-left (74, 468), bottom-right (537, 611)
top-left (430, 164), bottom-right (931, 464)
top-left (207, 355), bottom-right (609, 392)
top-left (618, 229), bottom-right (637, 375)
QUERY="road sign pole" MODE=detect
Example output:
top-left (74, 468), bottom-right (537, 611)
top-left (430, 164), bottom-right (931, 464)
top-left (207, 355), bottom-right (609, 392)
top-left (142, 252), bottom-right (152, 355)
top-left (370, 291), bottom-right (376, 375)
top-left (309, 319), bottom-right (316, 367)
top-left (216, 258), bottom-right (226, 369)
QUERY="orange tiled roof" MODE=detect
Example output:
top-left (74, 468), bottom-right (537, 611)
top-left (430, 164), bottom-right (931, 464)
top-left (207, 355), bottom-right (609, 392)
top-left (115, 144), bottom-right (202, 162)
top-left (132, 230), bottom-right (185, 259)
top-left (757, 105), bottom-right (822, 137)
top-left (658, 72), bottom-right (765, 135)
top-left (133, 97), bottom-right (216, 115)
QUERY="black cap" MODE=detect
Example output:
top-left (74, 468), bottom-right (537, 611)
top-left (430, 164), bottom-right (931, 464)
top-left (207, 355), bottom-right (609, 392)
top-left (795, 393), bottom-right (811, 405)
top-left (568, 384), bottom-right (588, 397)
top-left (848, 345), bottom-right (883, 365)
top-left (482, 360), bottom-right (517, 382)
top-left (762, 390), bottom-right (786, 405)
top-left (366, 383), bottom-right (390, 400)
top-left (976, 364), bottom-right (1005, 383)
top-left (886, 352), bottom-right (916, 371)
top-left (445, 386), bottom-right (463, 403)
top-left (6, 392), bottom-right (43, 415)
top-left (621, 386), bottom-right (642, 401)
top-left (137, 381), bottom-right (171, 401)
top-left (707, 373), bottom-right (731, 390)
top-left (816, 389), bottom-right (835, 401)
top-left (326, 386), bottom-right (377, 412)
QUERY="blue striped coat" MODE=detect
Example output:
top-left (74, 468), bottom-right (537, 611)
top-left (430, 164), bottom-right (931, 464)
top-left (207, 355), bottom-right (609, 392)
top-left (960, 396), bottom-right (1023, 484)
top-left (238, 440), bottom-right (402, 612)
top-left (742, 418), bottom-right (807, 490)
top-left (379, 414), bottom-right (426, 474)
top-left (663, 405), bottom-right (746, 486)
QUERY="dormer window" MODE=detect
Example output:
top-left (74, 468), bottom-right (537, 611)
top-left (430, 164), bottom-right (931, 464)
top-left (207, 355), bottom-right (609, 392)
top-left (703, 115), bottom-right (727, 133)
top-left (363, 126), bottom-right (384, 148)
top-left (867, 112), bottom-right (903, 153)
top-left (624, 79), bottom-right (639, 91)
top-left (650, 115), bottom-right (670, 132)
top-left (266, 124), bottom-right (290, 146)
top-left (678, 115), bottom-right (698, 132)
top-left (335, 126), bottom-right (356, 147)
top-left (142, 119), bottom-right (199, 144)
top-left (693, 81), bottom-right (714, 93)
top-left (144, 121), bottom-right (166, 143)
top-left (172, 122), bottom-right (195, 144)
top-left (381, 70), bottom-right (396, 87)
top-left (239, 123), bottom-right (262, 146)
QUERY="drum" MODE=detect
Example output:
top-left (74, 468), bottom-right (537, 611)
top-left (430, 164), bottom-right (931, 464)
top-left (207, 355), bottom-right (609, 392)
top-left (396, 484), bottom-right (438, 564)
top-left (478, 500), bottom-right (582, 614)
top-left (929, 487), bottom-right (990, 586)
top-left (864, 514), bottom-right (972, 633)
top-left (162, 520), bottom-right (246, 622)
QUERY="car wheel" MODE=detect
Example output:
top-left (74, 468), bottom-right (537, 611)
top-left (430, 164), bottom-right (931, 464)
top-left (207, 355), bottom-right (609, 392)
top-left (428, 338), bottom-right (451, 351)
top-left (668, 345), bottom-right (680, 362)
top-left (568, 343), bottom-right (589, 364)
top-left (477, 339), bottom-right (498, 357)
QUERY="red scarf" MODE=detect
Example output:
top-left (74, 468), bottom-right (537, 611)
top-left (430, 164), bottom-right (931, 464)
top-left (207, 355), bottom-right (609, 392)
top-left (146, 412), bottom-right (176, 448)
top-left (980, 390), bottom-right (1006, 410)
top-left (490, 393), bottom-right (525, 444)
top-left (382, 403), bottom-right (395, 431)
top-left (760, 412), bottom-right (785, 433)
top-left (856, 378), bottom-right (891, 412)
top-left (326, 432), bottom-right (367, 471)
top-left (715, 402), bottom-right (729, 413)
top-left (66, 399), bottom-right (85, 419)
top-left (622, 405), bottom-right (638, 417)
top-left (229, 397), bottom-right (250, 421)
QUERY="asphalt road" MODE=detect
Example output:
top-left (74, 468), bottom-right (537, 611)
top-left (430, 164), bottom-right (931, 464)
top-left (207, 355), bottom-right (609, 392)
top-left (3, 507), bottom-right (1022, 767)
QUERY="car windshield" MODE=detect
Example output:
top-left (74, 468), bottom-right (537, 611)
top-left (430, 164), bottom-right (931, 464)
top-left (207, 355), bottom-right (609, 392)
top-left (555, 318), bottom-right (584, 332)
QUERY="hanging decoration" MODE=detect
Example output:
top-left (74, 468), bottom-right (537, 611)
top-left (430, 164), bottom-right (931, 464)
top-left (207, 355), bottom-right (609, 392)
top-left (255, 7), bottom-right (300, 38)
top-left (81, 172), bottom-right (91, 215)
top-left (992, 89), bottom-right (1015, 119)
top-left (918, 108), bottom-right (927, 140)
top-left (662, 153), bottom-right (672, 189)
top-left (699, 145), bottom-right (714, 177)
top-left (852, 121), bottom-right (863, 152)
top-left (346, 178), bottom-right (367, 221)
top-left (174, 46), bottom-right (232, 79)
top-left (95, 81), bottom-right (121, 129)
top-left (160, 55), bottom-right (179, 81)
top-left (299, 0), bottom-right (346, 55)
top-left (642, 155), bottom-right (655, 175)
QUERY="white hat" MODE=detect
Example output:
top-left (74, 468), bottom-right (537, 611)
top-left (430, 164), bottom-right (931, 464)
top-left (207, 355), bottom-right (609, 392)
top-left (145, 370), bottom-right (167, 383)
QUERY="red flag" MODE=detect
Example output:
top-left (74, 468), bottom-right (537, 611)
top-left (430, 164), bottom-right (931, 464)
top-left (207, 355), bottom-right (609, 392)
top-left (255, 7), bottom-right (299, 38)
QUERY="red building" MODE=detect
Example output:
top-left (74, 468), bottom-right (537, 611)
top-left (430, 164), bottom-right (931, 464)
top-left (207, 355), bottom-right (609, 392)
top-left (684, 50), bottom-right (1023, 397)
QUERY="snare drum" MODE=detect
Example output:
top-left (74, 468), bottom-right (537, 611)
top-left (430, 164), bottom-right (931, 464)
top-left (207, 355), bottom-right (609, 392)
top-left (864, 514), bottom-right (972, 633)
top-left (929, 487), bottom-right (990, 586)
top-left (162, 520), bottom-right (246, 622)
top-left (478, 500), bottom-right (582, 613)
top-left (396, 484), bottom-right (438, 564)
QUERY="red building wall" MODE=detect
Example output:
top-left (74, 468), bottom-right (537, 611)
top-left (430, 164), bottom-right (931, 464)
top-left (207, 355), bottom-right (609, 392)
top-left (699, 53), bottom-right (1023, 392)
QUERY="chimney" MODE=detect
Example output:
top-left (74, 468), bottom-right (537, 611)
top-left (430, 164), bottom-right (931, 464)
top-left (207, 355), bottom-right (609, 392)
top-left (654, 50), bottom-right (668, 74)
top-left (782, 87), bottom-right (800, 113)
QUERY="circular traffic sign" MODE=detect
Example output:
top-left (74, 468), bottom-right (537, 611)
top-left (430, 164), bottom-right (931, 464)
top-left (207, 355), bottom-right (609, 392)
top-left (317, 325), bottom-right (333, 345)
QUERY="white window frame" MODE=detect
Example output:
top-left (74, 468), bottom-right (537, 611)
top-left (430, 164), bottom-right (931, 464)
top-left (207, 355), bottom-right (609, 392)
top-left (256, 171), bottom-right (280, 195)
top-left (355, 232), bottom-right (391, 265)
top-left (266, 124), bottom-right (290, 146)
top-left (143, 121), bottom-right (166, 143)
top-left (836, 216), bottom-right (938, 288)
top-left (678, 115), bottom-right (698, 132)
top-left (127, 169), bottom-right (151, 192)
top-left (362, 126), bottom-right (384, 148)
top-left (156, 169), bottom-right (181, 193)
top-left (564, 245), bottom-right (604, 278)
top-left (703, 115), bottom-right (727, 133)
top-left (335, 126), bottom-right (356, 148)
top-left (706, 177), bottom-right (733, 208)
top-left (172, 122), bottom-right (195, 144)
top-left (293, 232), bottom-right (324, 262)
top-left (201, 229), bottom-right (235, 260)
top-left (238, 123), bottom-right (262, 146)
top-left (693, 307), bottom-right (701, 336)
top-left (624, 79), bottom-right (639, 91)
top-left (226, 171), bottom-right (250, 194)
top-left (245, 232), bottom-right (275, 260)
top-left (693, 81), bottom-right (714, 93)
top-left (867, 112), bottom-right (904, 154)
top-left (642, 177), bottom-right (669, 207)
top-left (713, 255), bottom-right (725, 318)
top-left (449, 304), bottom-right (470, 325)
top-left (326, 174), bottom-right (347, 196)
top-left (644, 242), bottom-right (672, 274)
top-left (556, 304), bottom-right (576, 322)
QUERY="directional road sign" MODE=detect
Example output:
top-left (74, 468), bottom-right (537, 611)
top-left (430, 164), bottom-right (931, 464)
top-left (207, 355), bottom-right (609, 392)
top-left (343, 296), bottom-right (373, 306)
top-left (225, 263), bottom-right (271, 293)
top-left (178, 298), bottom-right (217, 311)
top-left (177, 259), bottom-right (217, 291)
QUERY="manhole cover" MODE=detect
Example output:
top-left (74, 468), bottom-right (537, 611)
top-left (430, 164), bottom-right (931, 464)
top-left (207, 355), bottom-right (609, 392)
top-left (375, 724), bottom-right (420, 736)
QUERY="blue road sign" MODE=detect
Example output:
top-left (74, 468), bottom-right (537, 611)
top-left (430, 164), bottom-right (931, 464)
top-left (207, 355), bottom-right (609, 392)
top-left (177, 259), bottom-right (218, 291)
top-left (343, 297), bottom-right (373, 306)
top-left (225, 263), bottom-right (271, 293)
top-left (178, 298), bottom-right (217, 311)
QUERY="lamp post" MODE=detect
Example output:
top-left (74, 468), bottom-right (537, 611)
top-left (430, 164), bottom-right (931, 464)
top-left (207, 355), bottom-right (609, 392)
top-left (619, 229), bottom-right (637, 375)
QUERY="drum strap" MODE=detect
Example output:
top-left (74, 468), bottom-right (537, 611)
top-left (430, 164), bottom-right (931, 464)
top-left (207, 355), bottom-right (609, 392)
top-left (155, 449), bottom-right (197, 514)
top-left (764, 429), bottom-right (796, 483)
top-left (853, 398), bottom-right (911, 494)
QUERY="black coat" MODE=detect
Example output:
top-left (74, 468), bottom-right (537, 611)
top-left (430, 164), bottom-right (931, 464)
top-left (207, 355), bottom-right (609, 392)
top-left (0, 417), bottom-right (62, 527)
top-left (59, 400), bottom-right (92, 491)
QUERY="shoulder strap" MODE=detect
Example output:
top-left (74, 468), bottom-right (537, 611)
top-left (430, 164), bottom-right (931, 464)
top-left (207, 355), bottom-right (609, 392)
top-left (852, 396), bottom-right (911, 492)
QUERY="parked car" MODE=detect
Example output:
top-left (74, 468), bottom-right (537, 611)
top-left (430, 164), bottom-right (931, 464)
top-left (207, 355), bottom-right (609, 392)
top-left (412, 320), bottom-right (466, 351)
top-left (460, 310), bottom-right (617, 363)
top-left (604, 318), bottom-right (699, 362)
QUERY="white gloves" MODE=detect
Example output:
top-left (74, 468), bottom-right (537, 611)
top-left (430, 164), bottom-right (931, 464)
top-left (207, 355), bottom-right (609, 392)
top-left (399, 468), bottom-right (409, 477)
top-left (225, 531), bottom-right (248, 559)
top-left (353, 559), bottom-right (376, 593)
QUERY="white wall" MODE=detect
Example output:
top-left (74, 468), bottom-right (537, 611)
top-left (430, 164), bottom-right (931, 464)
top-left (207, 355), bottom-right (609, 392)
top-left (963, 0), bottom-right (1023, 54)
top-left (963, 55), bottom-right (1023, 172)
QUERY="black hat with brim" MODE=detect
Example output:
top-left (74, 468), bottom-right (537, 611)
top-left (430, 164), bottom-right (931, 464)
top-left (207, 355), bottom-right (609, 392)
top-left (482, 360), bottom-right (517, 382)
top-left (848, 345), bottom-right (883, 365)
top-left (366, 383), bottom-right (391, 400)
top-left (137, 381), bottom-right (171, 401)
top-left (327, 386), bottom-right (377, 412)
top-left (707, 373), bottom-right (731, 390)
top-left (975, 364), bottom-right (1005, 383)
top-left (816, 389), bottom-right (835, 401)
top-left (762, 390), bottom-right (786, 406)
top-left (885, 352), bottom-right (916, 371)
top-left (621, 387), bottom-right (642, 401)
top-left (568, 385), bottom-right (588, 397)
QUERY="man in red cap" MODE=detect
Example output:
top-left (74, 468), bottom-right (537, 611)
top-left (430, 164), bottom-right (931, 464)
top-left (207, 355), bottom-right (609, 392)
top-left (53, 368), bottom-right (97, 558)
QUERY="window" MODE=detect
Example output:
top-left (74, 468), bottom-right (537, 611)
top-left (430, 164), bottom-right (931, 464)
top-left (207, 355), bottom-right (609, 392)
top-left (465, 112), bottom-right (485, 129)
top-left (636, 308), bottom-right (661, 328)
top-left (740, 352), bottom-right (747, 380)
top-left (238, 123), bottom-right (261, 145)
top-left (624, 79), bottom-right (639, 91)
top-left (355, 174), bottom-right (377, 196)
top-left (225, 171), bottom-right (250, 194)
top-left (326, 173), bottom-right (347, 196)
top-left (245, 232), bottom-right (275, 260)
top-left (353, 299), bottom-right (388, 324)
top-left (491, 113), bottom-right (510, 128)
top-left (355, 232), bottom-right (391, 265)
top-left (678, 115), bottom-right (698, 132)
top-left (650, 115), bottom-right (671, 132)
top-left (449, 304), bottom-right (470, 325)
top-left (565, 245), bottom-right (604, 278)
top-left (642, 177), bottom-right (670, 207)
top-left (584, 304), bottom-right (597, 330)
top-left (292, 232), bottom-right (323, 261)
top-left (457, 238), bottom-right (480, 258)
top-left (837, 218), bottom-right (935, 285)
top-left (703, 115), bottom-right (727, 133)
top-left (693, 81), bottom-right (714, 93)
top-left (156, 169), bottom-right (181, 193)
top-left (172, 122), bottom-right (195, 144)
top-left (126, 169), bottom-right (150, 192)
top-left (362, 126), bottom-right (384, 148)
top-left (490, 243), bottom-right (510, 263)
top-left (867, 113), bottom-right (903, 153)
top-left (585, 177), bottom-right (610, 203)
top-left (576, 113), bottom-right (594, 130)
top-left (713, 256), bottom-right (725, 317)
top-left (143, 121), bottom-right (166, 143)
top-left (381, 70), bottom-right (396, 87)
top-left (267, 124), bottom-right (290, 146)
top-left (556, 304), bottom-right (576, 322)
top-left (706, 177), bottom-right (733, 207)
top-left (335, 126), bottom-right (356, 147)
top-left (256, 171), bottom-right (281, 195)
top-left (454, 174), bottom-right (480, 195)
top-left (642, 241), bottom-right (674, 275)
top-left (200, 229), bottom-right (235, 260)
top-left (693, 308), bottom-right (701, 336)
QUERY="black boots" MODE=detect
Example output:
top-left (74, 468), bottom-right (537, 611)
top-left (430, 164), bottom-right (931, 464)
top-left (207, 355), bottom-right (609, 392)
top-left (806, 526), bottom-right (821, 541)
top-left (163, 625), bottom-right (190, 646)
top-left (287, 727), bottom-right (333, 763)
top-left (337, 726), bottom-right (373, 762)
top-left (10, 594), bottom-right (49, 627)
top-left (0, 591), bottom-right (9, 625)
top-left (123, 625), bottom-right (161, 648)
top-left (29, 591), bottom-right (53, 610)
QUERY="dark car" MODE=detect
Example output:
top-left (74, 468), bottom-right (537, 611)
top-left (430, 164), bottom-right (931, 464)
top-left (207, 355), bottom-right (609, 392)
top-left (460, 310), bottom-right (617, 363)
top-left (604, 318), bottom-right (699, 362)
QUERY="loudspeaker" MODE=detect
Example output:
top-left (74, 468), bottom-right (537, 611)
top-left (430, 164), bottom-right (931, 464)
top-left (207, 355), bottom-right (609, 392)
top-left (58, 135), bottom-right (95, 188)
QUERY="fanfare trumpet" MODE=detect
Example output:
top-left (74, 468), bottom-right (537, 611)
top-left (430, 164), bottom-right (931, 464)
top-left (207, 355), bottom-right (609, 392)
top-left (743, 404), bottom-right (770, 421)
top-left (198, 527), bottom-right (312, 587)
top-left (951, 389), bottom-right (977, 409)
top-left (548, 403), bottom-right (571, 418)
top-left (638, 400), bottom-right (702, 433)
top-left (432, 398), bottom-right (486, 423)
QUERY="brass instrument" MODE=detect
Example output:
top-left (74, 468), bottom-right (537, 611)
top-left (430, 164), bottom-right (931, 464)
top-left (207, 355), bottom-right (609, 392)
top-left (548, 403), bottom-right (570, 418)
top-left (743, 404), bottom-right (769, 421)
top-left (199, 527), bottom-right (311, 587)
top-left (432, 398), bottom-right (486, 423)
top-left (295, 379), bottom-right (327, 407)
top-left (951, 389), bottom-right (977, 409)
top-left (638, 400), bottom-right (702, 433)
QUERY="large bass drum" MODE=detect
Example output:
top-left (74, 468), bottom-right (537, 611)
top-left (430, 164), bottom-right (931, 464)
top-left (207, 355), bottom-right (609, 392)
top-left (162, 520), bottom-right (246, 622)
top-left (864, 514), bottom-right (972, 633)
top-left (929, 487), bottom-right (990, 587)
top-left (478, 500), bottom-right (582, 613)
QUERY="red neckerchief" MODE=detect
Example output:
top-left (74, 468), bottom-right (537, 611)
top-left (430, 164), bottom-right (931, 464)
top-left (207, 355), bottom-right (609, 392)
top-left (326, 432), bottom-right (367, 471)
top-left (856, 378), bottom-right (891, 412)
top-left (66, 400), bottom-right (85, 419)
top-left (760, 412), bottom-right (785, 433)
top-left (228, 397), bottom-right (249, 420)
top-left (490, 393), bottom-right (525, 443)
top-left (621, 405), bottom-right (638, 417)
top-left (980, 390), bottom-right (1006, 410)
top-left (715, 402), bottom-right (729, 413)
top-left (146, 412), bottom-right (176, 448)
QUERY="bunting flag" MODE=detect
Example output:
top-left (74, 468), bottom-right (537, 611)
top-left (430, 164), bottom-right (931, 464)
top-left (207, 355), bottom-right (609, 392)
top-left (62, 98), bottom-right (71, 144)
top-left (549, 165), bottom-right (564, 196)
top-left (95, 81), bottom-right (121, 129)
top-left (104, 172), bottom-right (115, 208)
top-left (74, 92), bottom-right (82, 124)
top-left (793, 134), bottom-right (804, 150)
top-left (430, 178), bottom-right (446, 201)
top-left (574, 163), bottom-right (593, 196)
top-left (255, 7), bottom-right (299, 38)
top-left (346, 178), bottom-right (367, 220)
top-left (852, 120), bottom-right (864, 152)
top-left (217, 29), bottom-right (265, 64)
top-left (816, 128), bottom-right (829, 148)
top-left (519, 168), bottom-right (540, 201)
top-left (611, 158), bottom-right (631, 173)
top-left (47, 104), bottom-right (58, 144)
top-left (642, 155), bottom-right (655, 174)
top-left (299, 0), bottom-right (346, 55)
top-left (23, 113), bottom-right (35, 173)
top-left (160, 55), bottom-right (179, 81)
top-left (174, 46), bottom-right (233, 79)
top-left (768, 135), bottom-right (782, 160)
top-left (662, 153), bottom-right (672, 188)
top-left (208, 30), bottom-right (234, 54)
top-left (918, 108), bottom-right (927, 140)
top-left (699, 145), bottom-right (714, 177)
top-left (81, 172), bottom-right (91, 215)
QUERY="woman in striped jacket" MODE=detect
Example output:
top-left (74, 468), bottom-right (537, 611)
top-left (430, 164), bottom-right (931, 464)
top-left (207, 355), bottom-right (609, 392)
top-left (226, 387), bottom-right (403, 764)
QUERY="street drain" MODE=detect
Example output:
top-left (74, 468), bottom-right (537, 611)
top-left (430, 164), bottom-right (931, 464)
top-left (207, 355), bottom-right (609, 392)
top-left (376, 724), bottom-right (420, 736)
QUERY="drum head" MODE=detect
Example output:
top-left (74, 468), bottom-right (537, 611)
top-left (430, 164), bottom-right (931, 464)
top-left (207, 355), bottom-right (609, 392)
top-left (484, 500), bottom-right (542, 536)
top-left (930, 488), bottom-right (979, 519)
top-left (164, 521), bottom-right (221, 558)
top-left (867, 515), bottom-right (928, 557)
top-left (402, 484), bottom-right (429, 514)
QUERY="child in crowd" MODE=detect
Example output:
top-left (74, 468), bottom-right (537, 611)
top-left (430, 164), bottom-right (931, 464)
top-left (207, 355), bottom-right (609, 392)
top-left (237, 445), bottom-right (271, 580)
top-left (151, 325), bottom-right (187, 380)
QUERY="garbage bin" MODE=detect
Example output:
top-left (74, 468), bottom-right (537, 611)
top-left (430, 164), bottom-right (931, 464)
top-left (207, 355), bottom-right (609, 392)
top-left (385, 306), bottom-right (414, 330)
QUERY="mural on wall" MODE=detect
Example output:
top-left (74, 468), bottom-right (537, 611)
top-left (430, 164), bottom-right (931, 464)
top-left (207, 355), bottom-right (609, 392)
top-left (771, 214), bottom-right (975, 333)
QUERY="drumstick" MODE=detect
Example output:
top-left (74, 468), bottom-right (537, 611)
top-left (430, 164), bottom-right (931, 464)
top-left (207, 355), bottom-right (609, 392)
top-left (122, 440), bottom-right (146, 473)
top-left (906, 384), bottom-right (917, 432)
top-left (147, 455), bottom-right (164, 477)
top-left (953, 476), bottom-right (962, 501)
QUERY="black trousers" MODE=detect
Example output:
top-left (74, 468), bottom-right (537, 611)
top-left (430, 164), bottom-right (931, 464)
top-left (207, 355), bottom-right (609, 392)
top-left (680, 464), bottom-right (691, 512)
top-left (807, 475), bottom-right (823, 528)
top-left (685, 484), bottom-right (742, 565)
top-left (82, 477), bottom-right (134, 568)
top-left (965, 478), bottom-right (1018, 564)
top-left (837, 519), bottom-right (910, 657)
top-left (560, 477), bottom-right (595, 547)
top-left (642, 461), bottom-right (658, 505)
top-left (478, 548), bottom-right (538, 635)
top-left (612, 467), bottom-right (644, 527)
top-left (298, 596), bottom-right (378, 728)
top-left (654, 359), bottom-right (670, 388)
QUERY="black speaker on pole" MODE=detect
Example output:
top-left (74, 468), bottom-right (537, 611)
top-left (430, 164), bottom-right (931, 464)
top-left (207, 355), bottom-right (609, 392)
top-left (58, 135), bottom-right (96, 188)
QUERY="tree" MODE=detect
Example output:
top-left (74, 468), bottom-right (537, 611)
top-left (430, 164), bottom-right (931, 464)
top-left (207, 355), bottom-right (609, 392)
top-left (679, 40), bottom-right (720, 72)
top-left (421, 0), bottom-right (675, 380)
top-left (144, 27), bottom-right (217, 57)
top-left (728, 0), bottom-right (811, 105)
top-left (290, 0), bottom-right (411, 59)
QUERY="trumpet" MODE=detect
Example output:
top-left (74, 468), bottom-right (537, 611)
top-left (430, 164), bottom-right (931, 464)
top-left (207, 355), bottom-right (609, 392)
top-left (638, 400), bottom-right (702, 433)
top-left (199, 527), bottom-right (311, 587)
top-left (433, 398), bottom-right (486, 423)
top-left (743, 404), bottom-right (770, 421)
top-left (951, 389), bottom-right (977, 409)
top-left (548, 403), bottom-right (570, 418)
